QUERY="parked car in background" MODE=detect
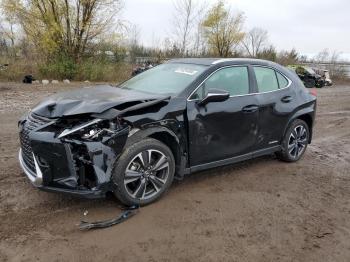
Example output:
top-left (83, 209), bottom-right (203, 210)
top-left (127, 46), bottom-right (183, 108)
top-left (131, 61), bottom-right (155, 76)
top-left (313, 68), bottom-right (333, 86)
top-left (19, 58), bottom-right (317, 206)
top-left (288, 65), bottom-right (325, 88)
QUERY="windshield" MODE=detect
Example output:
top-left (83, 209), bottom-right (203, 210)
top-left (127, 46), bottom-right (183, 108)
top-left (120, 63), bottom-right (207, 95)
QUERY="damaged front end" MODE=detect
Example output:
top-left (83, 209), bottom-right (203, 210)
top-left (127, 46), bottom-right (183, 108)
top-left (19, 112), bottom-right (129, 198)
top-left (18, 85), bottom-right (183, 199)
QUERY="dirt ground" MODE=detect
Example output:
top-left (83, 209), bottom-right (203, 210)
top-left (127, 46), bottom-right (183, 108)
top-left (0, 82), bottom-right (349, 262)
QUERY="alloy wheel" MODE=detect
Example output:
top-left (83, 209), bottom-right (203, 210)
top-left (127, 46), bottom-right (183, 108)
top-left (124, 149), bottom-right (170, 200)
top-left (288, 125), bottom-right (308, 159)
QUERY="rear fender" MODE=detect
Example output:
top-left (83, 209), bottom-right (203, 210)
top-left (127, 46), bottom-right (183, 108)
top-left (284, 107), bottom-right (315, 143)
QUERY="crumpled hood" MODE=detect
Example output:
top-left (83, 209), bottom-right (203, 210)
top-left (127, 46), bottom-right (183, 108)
top-left (32, 85), bottom-right (168, 118)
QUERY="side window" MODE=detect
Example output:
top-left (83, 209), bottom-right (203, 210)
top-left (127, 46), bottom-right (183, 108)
top-left (191, 84), bottom-right (206, 100)
top-left (276, 72), bottom-right (289, 88)
top-left (254, 67), bottom-right (279, 92)
top-left (190, 66), bottom-right (249, 99)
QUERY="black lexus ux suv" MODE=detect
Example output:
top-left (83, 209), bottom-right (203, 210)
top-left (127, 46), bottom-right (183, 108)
top-left (18, 58), bottom-right (316, 206)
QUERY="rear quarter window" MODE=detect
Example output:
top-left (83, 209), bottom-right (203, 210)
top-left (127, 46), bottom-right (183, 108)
top-left (254, 67), bottom-right (279, 92)
top-left (276, 72), bottom-right (289, 88)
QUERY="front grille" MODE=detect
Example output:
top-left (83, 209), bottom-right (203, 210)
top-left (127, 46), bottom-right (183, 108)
top-left (19, 113), bottom-right (52, 173)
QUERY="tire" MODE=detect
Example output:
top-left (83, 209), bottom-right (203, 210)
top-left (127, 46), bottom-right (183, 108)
top-left (304, 78), bottom-right (316, 88)
top-left (112, 138), bottom-right (175, 206)
top-left (315, 81), bottom-right (324, 88)
top-left (277, 119), bottom-right (310, 162)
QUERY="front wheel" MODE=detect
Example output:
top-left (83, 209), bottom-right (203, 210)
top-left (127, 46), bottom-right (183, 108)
top-left (112, 138), bottom-right (175, 206)
top-left (277, 119), bottom-right (310, 162)
top-left (304, 78), bottom-right (316, 88)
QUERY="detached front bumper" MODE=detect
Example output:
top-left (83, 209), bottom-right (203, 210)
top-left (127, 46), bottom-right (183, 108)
top-left (18, 148), bottom-right (105, 199)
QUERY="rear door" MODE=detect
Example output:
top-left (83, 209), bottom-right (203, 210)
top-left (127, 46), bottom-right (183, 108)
top-left (186, 66), bottom-right (259, 166)
top-left (252, 66), bottom-right (295, 150)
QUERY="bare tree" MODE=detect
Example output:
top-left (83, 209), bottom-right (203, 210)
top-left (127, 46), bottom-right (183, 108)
top-left (241, 27), bottom-right (268, 57)
top-left (126, 24), bottom-right (141, 62)
top-left (172, 0), bottom-right (206, 56)
top-left (328, 51), bottom-right (347, 79)
top-left (313, 48), bottom-right (330, 63)
top-left (127, 24), bottom-right (140, 48)
top-left (192, 4), bottom-right (207, 57)
top-left (313, 49), bottom-right (347, 79)
top-left (0, 9), bottom-right (19, 57)
top-left (0, 18), bottom-right (15, 47)
top-left (193, 23), bottom-right (205, 56)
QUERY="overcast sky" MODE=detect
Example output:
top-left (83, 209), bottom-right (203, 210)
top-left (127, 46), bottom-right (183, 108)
top-left (122, 0), bottom-right (350, 60)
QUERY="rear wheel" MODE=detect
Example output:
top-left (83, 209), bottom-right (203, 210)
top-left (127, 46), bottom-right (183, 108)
top-left (112, 138), bottom-right (175, 206)
top-left (277, 119), bottom-right (309, 162)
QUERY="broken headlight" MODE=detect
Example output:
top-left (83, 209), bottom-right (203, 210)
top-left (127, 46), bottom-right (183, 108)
top-left (58, 119), bottom-right (119, 140)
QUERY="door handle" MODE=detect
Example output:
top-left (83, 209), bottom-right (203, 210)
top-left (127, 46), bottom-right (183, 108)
top-left (281, 96), bottom-right (292, 103)
top-left (242, 105), bottom-right (259, 113)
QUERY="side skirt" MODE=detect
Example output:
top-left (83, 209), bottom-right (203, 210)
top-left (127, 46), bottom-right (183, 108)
top-left (187, 145), bottom-right (281, 174)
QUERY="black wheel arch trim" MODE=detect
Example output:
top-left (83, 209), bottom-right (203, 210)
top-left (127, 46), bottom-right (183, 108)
top-left (284, 108), bottom-right (315, 144)
top-left (125, 125), bottom-right (188, 180)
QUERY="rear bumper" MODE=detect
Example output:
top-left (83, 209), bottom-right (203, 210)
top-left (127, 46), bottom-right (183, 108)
top-left (19, 149), bottom-right (105, 199)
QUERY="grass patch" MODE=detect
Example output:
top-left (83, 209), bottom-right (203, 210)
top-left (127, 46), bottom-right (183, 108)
top-left (0, 56), bottom-right (132, 83)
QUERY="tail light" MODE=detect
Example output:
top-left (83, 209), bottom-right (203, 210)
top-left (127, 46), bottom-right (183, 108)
top-left (309, 88), bottom-right (317, 97)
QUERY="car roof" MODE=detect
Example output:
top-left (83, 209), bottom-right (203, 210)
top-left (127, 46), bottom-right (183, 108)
top-left (167, 58), bottom-right (277, 67)
top-left (167, 58), bottom-right (301, 87)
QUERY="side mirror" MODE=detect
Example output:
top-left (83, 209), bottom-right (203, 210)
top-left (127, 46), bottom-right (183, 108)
top-left (198, 88), bottom-right (230, 106)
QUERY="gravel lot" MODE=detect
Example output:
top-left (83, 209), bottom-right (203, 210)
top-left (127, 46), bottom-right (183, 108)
top-left (0, 82), bottom-right (349, 262)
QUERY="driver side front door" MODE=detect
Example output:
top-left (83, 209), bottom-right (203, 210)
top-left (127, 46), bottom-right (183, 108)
top-left (186, 66), bottom-right (259, 167)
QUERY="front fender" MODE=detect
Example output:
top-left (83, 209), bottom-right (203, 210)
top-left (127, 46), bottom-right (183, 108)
top-left (125, 121), bottom-right (188, 179)
top-left (126, 125), bottom-right (180, 147)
